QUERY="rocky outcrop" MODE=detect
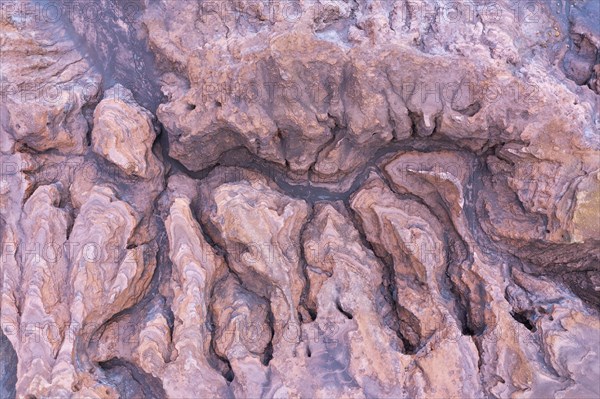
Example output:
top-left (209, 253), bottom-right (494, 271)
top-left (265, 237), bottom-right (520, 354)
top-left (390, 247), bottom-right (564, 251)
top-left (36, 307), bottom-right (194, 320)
top-left (0, 4), bottom-right (100, 155)
top-left (199, 167), bottom-right (309, 359)
top-left (145, 0), bottom-right (599, 190)
top-left (1, 0), bottom-right (598, 398)
top-left (160, 197), bottom-right (230, 398)
top-left (91, 85), bottom-right (161, 179)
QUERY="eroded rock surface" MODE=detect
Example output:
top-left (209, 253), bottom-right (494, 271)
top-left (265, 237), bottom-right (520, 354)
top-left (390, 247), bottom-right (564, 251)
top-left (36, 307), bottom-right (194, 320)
top-left (92, 85), bottom-right (161, 179)
top-left (1, 0), bottom-right (599, 398)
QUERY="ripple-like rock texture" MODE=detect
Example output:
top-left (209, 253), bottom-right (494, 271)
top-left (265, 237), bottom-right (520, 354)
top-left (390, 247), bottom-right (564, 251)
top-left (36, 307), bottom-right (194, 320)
top-left (1, 1), bottom-right (599, 398)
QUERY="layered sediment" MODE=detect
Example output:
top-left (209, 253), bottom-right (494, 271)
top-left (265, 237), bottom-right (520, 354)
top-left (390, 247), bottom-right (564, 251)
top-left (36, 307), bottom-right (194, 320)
top-left (1, 1), bottom-right (599, 398)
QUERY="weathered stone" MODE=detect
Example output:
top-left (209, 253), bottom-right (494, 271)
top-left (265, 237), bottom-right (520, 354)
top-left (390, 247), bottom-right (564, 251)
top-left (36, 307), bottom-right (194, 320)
top-left (92, 84), bottom-right (161, 179)
top-left (2, 0), bottom-right (599, 397)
